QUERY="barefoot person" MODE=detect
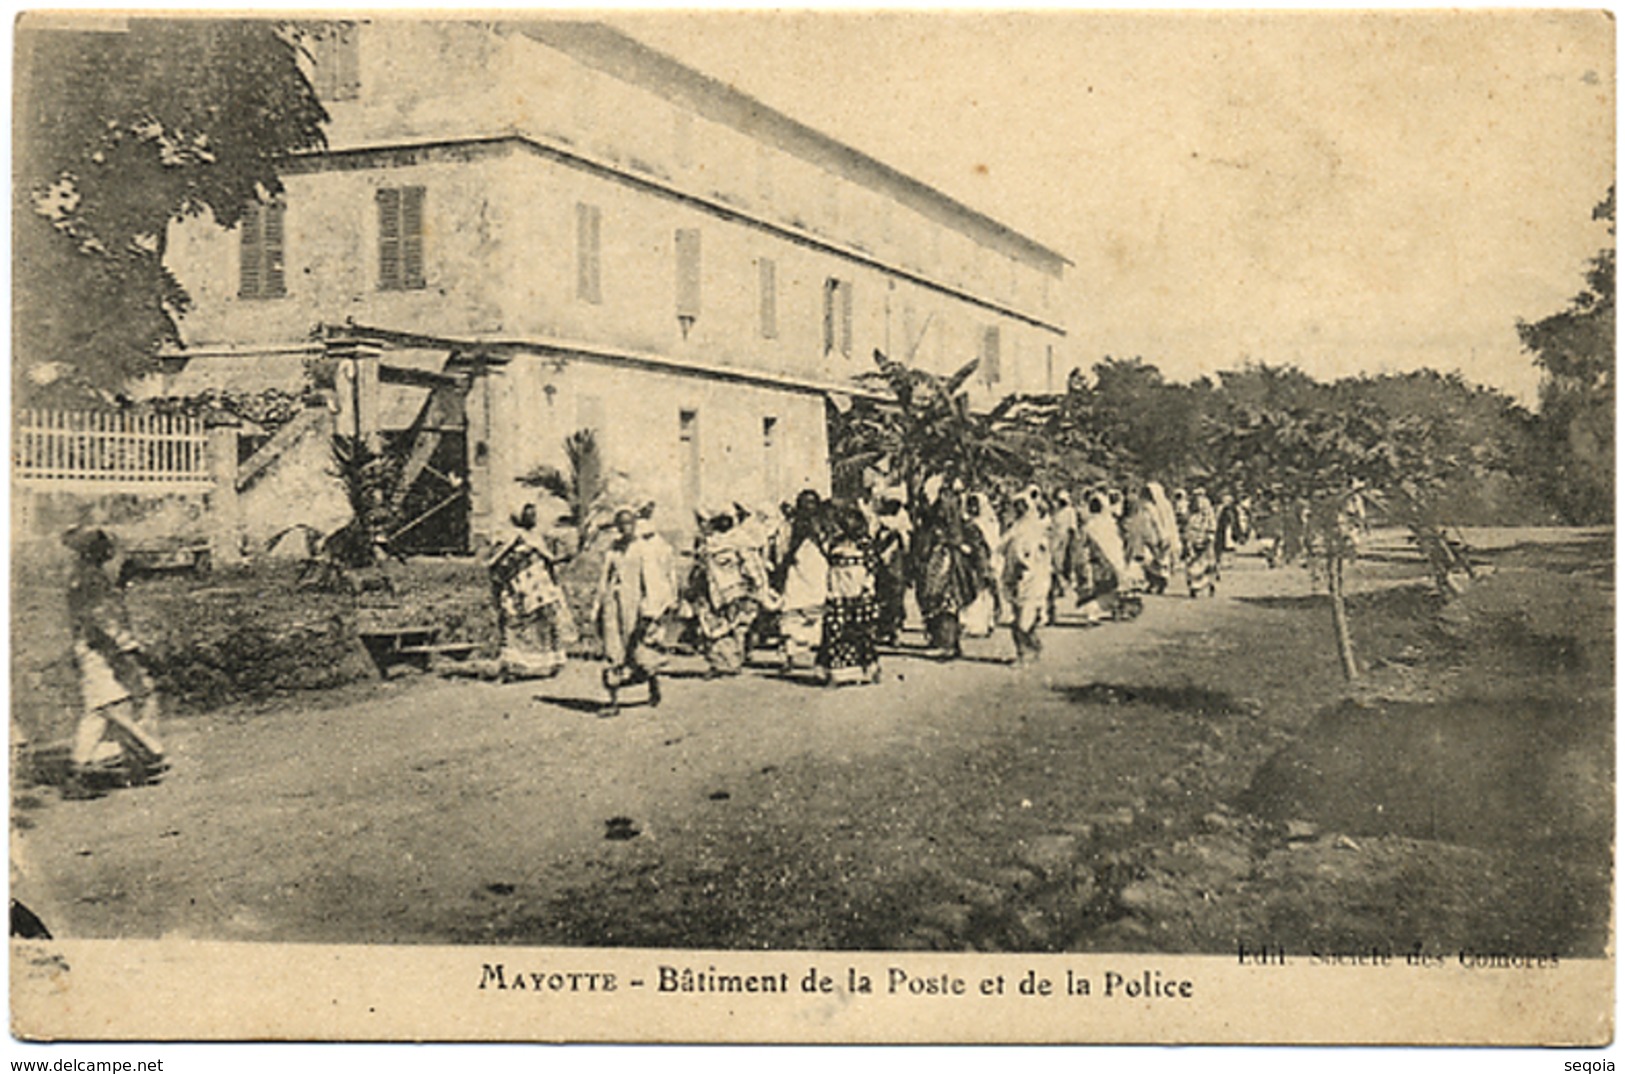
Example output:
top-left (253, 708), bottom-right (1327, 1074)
top-left (62, 527), bottom-right (166, 797)
top-left (595, 507), bottom-right (676, 715)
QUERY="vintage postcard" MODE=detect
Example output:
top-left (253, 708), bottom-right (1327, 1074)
top-left (8, 8), bottom-right (1614, 1050)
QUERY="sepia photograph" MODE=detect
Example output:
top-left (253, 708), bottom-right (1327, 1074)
top-left (8, 8), bottom-right (1615, 1047)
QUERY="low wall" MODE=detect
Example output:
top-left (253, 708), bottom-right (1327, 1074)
top-left (237, 407), bottom-right (353, 555)
top-left (13, 485), bottom-right (214, 552)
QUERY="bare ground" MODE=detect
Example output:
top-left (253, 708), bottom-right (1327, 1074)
top-left (10, 528), bottom-right (1612, 955)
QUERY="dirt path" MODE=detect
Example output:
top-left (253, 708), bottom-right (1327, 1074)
top-left (7, 543), bottom-right (1482, 948)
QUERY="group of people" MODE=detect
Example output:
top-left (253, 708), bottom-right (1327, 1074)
top-left (903, 479), bottom-right (1253, 666)
top-left (54, 477), bottom-right (1261, 791)
top-left (483, 477), bottom-right (1260, 714)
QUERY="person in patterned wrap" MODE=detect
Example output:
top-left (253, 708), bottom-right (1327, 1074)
top-left (487, 502), bottom-right (577, 681)
top-left (691, 506), bottom-right (770, 677)
top-left (816, 504), bottom-right (882, 686)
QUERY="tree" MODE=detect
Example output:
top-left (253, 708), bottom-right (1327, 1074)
top-left (829, 350), bottom-right (1028, 500)
top-left (1208, 397), bottom-right (1465, 682)
top-left (992, 357), bottom-right (1212, 491)
top-left (519, 429), bottom-right (623, 553)
top-left (1518, 187), bottom-right (1615, 524)
top-left (272, 435), bottom-right (406, 591)
top-left (994, 368), bottom-right (1122, 491)
top-left (14, 17), bottom-right (329, 404)
top-left (1087, 357), bottom-right (1210, 481)
top-left (1329, 369), bottom-right (1543, 524)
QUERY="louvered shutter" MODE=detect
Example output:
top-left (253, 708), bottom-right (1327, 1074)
top-left (402, 186), bottom-right (425, 289)
top-left (264, 201), bottom-right (286, 296)
top-left (981, 325), bottom-right (1002, 384)
top-left (675, 228), bottom-right (702, 318)
top-left (758, 258), bottom-right (777, 339)
top-left (576, 203), bottom-right (601, 303)
top-left (239, 202), bottom-right (263, 298)
top-left (377, 187), bottom-right (402, 290)
top-left (822, 279), bottom-right (838, 354)
top-left (336, 24), bottom-right (360, 100)
top-left (838, 279), bottom-right (854, 357)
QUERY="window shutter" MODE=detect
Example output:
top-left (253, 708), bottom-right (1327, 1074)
top-left (838, 280), bottom-right (854, 357)
top-left (981, 325), bottom-right (1002, 384)
top-left (675, 228), bottom-right (702, 319)
top-left (239, 202), bottom-right (263, 298)
top-left (311, 25), bottom-right (360, 102)
top-left (576, 203), bottom-right (601, 303)
top-left (401, 186), bottom-right (425, 289)
top-left (377, 187), bottom-right (402, 290)
top-left (336, 24), bottom-right (360, 100)
top-left (758, 258), bottom-right (777, 339)
top-left (822, 279), bottom-right (837, 354)
top-left (311, 33), bottom-right (335, 100)
top-left (263, 201), bottom-right (286, 296)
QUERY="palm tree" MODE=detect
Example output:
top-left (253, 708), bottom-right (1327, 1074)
top-left (519, 428), bottom-right (618, 553)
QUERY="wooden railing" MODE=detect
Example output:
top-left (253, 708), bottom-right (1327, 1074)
top-left (13, 408), bottom-right (212, 489)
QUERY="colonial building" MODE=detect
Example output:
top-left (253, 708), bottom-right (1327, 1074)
top-left (162, 19), bottom-right (1070, 549)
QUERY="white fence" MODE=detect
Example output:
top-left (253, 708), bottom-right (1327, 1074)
top-left (13, 408), bottom-right (212, 490)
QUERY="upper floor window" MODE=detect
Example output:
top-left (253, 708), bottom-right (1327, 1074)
top-left (823, 177), bottom-right (841, 232)
top-left (675, 228), bottom-right (702, 335)
top-left (576, 203), bottom-right (602, 304)
top-left (755, 145), bottom-right (775, 207)
top-left (673, 111), bottom-right (694, 171)
top-left (310, 24), bottom-right (360, 102)
top-left (823, 278), bottom-right (853, 357)
top-left (979, 325), bottom-right (1002, 385)
top-left (376, 186), bottom-right (425, 291)
top-left (758, 258), bottom-right (778, 340)
top-left (238, 198), bottom-right (286, 300)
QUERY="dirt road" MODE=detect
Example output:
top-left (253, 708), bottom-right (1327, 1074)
top-left (12, 532), bottom-right (1609, 953)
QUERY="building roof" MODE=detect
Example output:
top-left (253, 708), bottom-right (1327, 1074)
top-left (514, 20), bottom-right (1071, 274)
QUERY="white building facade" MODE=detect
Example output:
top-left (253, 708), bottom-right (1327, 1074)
top-left (163, 19), bottom-right (1070, 547)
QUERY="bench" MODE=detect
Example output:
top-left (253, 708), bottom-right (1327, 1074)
top-left (358, 625), bottom-right (478, 675)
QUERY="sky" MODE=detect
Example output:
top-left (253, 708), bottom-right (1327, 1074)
top-left (610, 10), bottom-right (1614, 405)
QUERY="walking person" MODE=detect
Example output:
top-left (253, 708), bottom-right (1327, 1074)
top-left (61, 527), bottom-right (167, 798)
top-left (914, 476), bottom-right (975, 659)
top-left (772, 489), bottom-right (832, 676)
top-left (1183, 489), bottom-right (1220, 598)
top-left (487, 502), bottom-right (577, 681)
top-left (691, 507), bottom-right (770, 677)
top-left (595, 507), bottom-right (676, 715)
top-left (958, 492), bottom-right (999, 638)
top-left (1135, 482), bottom-right (1181, 595)
top-left (1001, 489), bottom-right (1052, 668)
top-left (1046, 488), bottom-right (1080, 625)
top-left (1215, 492), bottom-right (1241, 578)
top-left (1078, 493), bottom-right (1128, 623)
top-left (817, 505), bottom-right (882, 686)
top-left (870, 497), bottom-right (911, 646)
top-left (961, 492), bottom-right (1003, 635)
